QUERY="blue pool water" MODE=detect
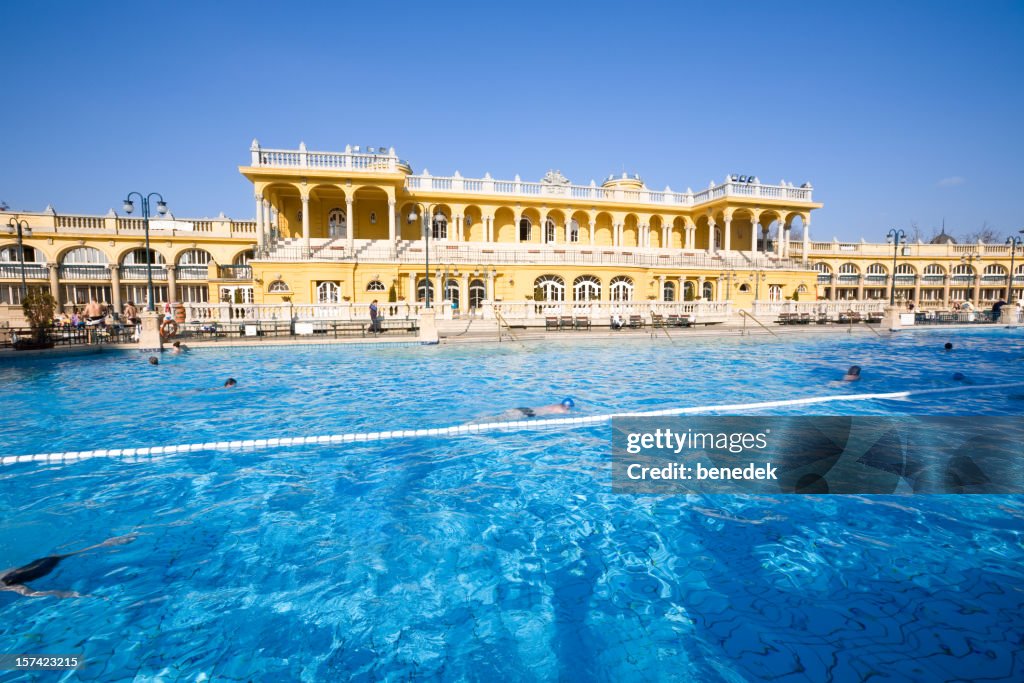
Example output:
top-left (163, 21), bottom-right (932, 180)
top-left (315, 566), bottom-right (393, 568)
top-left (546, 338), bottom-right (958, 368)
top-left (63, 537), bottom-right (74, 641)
top-left (1, 329), bottom-right (1022, 681)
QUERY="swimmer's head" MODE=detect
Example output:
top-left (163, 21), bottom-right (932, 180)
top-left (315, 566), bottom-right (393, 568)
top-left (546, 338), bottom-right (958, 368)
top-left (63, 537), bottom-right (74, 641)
top-left (224, 378), bottom-right (237, 387)
top-left (846, 365), bottom-right (861, 377)
top-left (148, 356), bottom-right (159, 365)
top-left (561, 397), bottom-right (575, 409)
top-left (944, 342), bottom-right (953, 350)
top-left (953, 372), bottom-right (966, 381)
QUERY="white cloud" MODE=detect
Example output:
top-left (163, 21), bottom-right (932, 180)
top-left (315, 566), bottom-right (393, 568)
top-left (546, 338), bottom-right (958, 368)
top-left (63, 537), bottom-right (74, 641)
top-left (937, 176), bottom-right (966, 187)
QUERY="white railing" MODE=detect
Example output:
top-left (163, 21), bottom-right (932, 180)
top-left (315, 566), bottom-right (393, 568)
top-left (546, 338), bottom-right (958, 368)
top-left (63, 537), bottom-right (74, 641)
top-left (751, 301), bottom-right (886, 317)
top-left (179, 301), bottom-right (426, 324)
top-left (404, 175), bottom-right (813, 207)
top-left (262, 239), bottom-right (804, 270)
top-left (491, 300), bottom-right (732, 323)
top-left (0, 263), bottom-right (48, 279)
top-left (250, 143), bottom-right (402, 173)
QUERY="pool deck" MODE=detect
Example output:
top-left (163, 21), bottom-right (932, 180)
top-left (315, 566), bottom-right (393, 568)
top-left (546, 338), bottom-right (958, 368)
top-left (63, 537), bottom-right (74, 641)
top-left (0, 321), bottom-right (1013, 358)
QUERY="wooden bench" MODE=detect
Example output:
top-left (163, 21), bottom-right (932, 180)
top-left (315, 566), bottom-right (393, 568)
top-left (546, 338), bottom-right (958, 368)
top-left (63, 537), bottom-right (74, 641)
top-left (651, 314), bottom-right (665, 328)
top-left (574, 316), bottom-right (591, 330)
top-left (628, 315), bottom-right (644, 329)
top-left (559, 316), bottom-right (574, 330)
top-left (545, 316), bottom-right (560, 331)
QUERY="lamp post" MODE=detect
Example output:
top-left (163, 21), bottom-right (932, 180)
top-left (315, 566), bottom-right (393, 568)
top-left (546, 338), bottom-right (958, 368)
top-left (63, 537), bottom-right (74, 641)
top-left (1007, 232), bottom-right (1024, 305)
top-left (886, 228), bottom-right (906, 306)
top-left (122, 192), bottom-right (168, 312)
top-left (6, 218), bottom-right (32, 300)
top-left (959, 252), bottom-right (981, 306)
top-left (407, 204), bottom-right (444, 308)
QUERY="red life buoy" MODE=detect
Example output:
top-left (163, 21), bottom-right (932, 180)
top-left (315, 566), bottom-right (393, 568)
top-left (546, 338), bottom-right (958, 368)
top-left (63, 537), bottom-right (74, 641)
top-left (160, 320), bottom-right (179, 340)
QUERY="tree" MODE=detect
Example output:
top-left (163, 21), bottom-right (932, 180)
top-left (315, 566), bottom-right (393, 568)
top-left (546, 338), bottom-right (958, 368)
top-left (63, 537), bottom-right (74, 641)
top-left (962, 220), bottom-right (1002, 244)
top-left (21, 290), bottom-right (57, 344)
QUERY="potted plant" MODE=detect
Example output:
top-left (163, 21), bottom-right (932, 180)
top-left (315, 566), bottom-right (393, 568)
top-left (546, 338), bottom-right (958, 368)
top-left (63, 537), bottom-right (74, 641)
top-left (17, 290), bottom-right (57, 350)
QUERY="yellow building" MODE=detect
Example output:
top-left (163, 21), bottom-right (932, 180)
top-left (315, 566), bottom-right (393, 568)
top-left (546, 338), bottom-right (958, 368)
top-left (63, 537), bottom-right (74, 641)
top-left (238, 141), bottom-right (819, 311)
top-left (3, 141), bottom-right (1020, 325)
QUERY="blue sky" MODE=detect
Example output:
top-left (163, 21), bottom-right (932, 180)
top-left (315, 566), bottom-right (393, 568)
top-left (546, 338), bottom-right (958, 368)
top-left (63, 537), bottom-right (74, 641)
top-left (3, 1), bottom-right (1022, 242)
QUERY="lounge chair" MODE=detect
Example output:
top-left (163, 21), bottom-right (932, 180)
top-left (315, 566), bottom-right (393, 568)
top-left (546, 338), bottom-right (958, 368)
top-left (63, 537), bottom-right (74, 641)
top-left (628, 315), bottom-right (644, 329)
top-left (574, 316), bottom-right (591, 330)
top-left (559, 316), bottom-right (574, 330)
top-left (545, 316), bottom-right (559, 331)
top-left (816, 313), bottom-right (830, 324)
top-left (798, 313), bottom-right (812, 324)
top-left (651, 314), bottom-right (665, 328)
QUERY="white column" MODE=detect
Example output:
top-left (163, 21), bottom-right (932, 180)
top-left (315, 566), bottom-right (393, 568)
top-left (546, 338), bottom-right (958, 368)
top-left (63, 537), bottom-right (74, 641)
top-left (564, 220), bottom-right (571, 243)
top-left (460, 274), bottom-right (469, 311)
top-left (783, 226), bottom-right (791, 258)
top-left (658, 274), bottom-right (666, 301)
top-left (486, 216), bottom-right (493, 243)
top-left (346, 199), bottom-right (354, 251)
top-left (301, 195), bottom-right (310, 253)
top-left (486, 271), bottom-right (495, 299)
top-left (775, 223), bottom-right (784, 257)
top-left (802, 217), bottom-right (810, 265)
top-left (698, 275), bottom-right (706, 300)
top-left (614, 223), bottom-right (621, 247)
top-left (750, 218), bottom-right (759, 253)
top-left (641, 224), bottom-right (649, 248)
top-left (408, 273), bottom-right (417, 302)
top-left (723, 218), bottom-right (731, 252)
top-left (515, 213), bottom-right (522, 243)
top-left (262, 199), bottom-right (271, 246)
top-left (708, 219), bottom-right (717, 253)
top-left (662, 219), bottom-right (670, 249)
top-left (589, 219), bottom-right (596, 246)
top-left (454, 216), bottom-right (461, 242)
top-left (388, 200), bottom-right (397, 243)
top-left (255, 195), bottom-right (265, 250)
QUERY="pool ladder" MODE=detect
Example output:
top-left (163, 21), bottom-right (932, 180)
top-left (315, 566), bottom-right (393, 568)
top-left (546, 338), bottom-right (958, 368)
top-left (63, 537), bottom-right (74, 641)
top-left (738, 310), bottom-right (780, 338)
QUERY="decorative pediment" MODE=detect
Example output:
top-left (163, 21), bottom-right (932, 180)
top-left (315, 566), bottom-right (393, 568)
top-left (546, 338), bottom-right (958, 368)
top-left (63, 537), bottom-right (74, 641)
top-left (540, 169), bottom-right (571, 186)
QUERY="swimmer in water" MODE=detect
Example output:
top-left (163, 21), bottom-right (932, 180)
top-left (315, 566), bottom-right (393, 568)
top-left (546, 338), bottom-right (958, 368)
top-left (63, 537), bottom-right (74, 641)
top-left (0, 534), bottom-right (136, 598)
top-left (944, 342), bottom-right (953, 351)
top-left (223, 378), bottom-right (237, 388)
top-left (952, 372), bottom-right (975, 385)
top-left (842, 365), bottom-right (861, 382)
top-left (476, 397), bottom-right (576, 423)
top-left (148, 356), bottom-right (159, 365)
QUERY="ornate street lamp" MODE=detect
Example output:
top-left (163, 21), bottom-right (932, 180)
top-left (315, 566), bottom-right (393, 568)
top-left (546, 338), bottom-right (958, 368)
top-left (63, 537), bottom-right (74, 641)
top-left (122, 192), bottom-right (168, 312)
top-left (6, 218), bottom-right (32, 300)
top-left (886, 228), bottom-right (907, 306)
top-left (1007, 231), bottom-right (1023, 305)
top-left (407, 204), bottom-right (445, 308)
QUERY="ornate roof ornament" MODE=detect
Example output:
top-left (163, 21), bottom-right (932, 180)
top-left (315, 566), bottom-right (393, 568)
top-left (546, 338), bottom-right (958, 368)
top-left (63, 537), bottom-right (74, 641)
top-left (540, 169), bottom-right (571, 186)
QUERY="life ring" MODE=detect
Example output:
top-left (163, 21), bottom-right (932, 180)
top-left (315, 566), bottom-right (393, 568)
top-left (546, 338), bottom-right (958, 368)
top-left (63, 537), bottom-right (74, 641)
top-left (160, 320), bottom-right (179, 340)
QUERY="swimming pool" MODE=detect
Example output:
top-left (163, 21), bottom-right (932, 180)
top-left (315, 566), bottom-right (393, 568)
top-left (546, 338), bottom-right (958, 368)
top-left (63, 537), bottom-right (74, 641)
top-left (1, 329), bottom-right (1022, 680)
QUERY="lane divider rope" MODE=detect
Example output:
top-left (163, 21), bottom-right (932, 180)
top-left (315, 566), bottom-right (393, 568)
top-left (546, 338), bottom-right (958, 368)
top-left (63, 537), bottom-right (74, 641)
top-left (4, 381), bottom-right (1023, 467)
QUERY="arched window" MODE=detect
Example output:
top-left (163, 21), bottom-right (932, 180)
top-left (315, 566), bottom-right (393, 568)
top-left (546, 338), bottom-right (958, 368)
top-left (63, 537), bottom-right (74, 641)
top-left (234, 250), bottom-right (254, 266)
top-left (609, 275), bottom-right (634, 301)
top-left (519, 218), bottom-right (532, 242)
top-left (663, 280), bottom-right (676, 301)
top-left (0, 245), bottom-right (42, 262)
top-left (813, 263), bottom-right (832, 274)
top-left (543, 219), bottom-right (556, 244)
top-left (177, 249), bottom-right (212, 265)
top-left (416, 278), bottom-right (434, 303)
top-left (122, 248), bottom-right (166, 265)
top-left (952, 264), bottom-right (974, 276)
top-left (984, 264), bottom-right (1007, 276)
top-left (895, 263), bottom-right (916, 275)
top-left (366, 280), bottom-right (386, 292)
top-left (317, 281), bottom-right (340, 303)
top-left (328, 208), bottom-right (346, 238)
top-left (469, 279), bottom-right (486, 308)
top-left (702, 281), bottom-right (714, 300)
top-left (534, 274), bottom-right (565, 302)
top-left (866, 263), bottom-right (887, 275)
top-left (738, 283), bottom-right (751, 293)
top-left (432, 214), bottom-right (448, 240)
top-left (683, 281), bottom-right (695, 301)
top-left (797, 284), bottom-right (808, 294)
top-left (768, 284), bottom-right (783, 301)
top-left (838, 263), bottom-right (859, 274)
top-left (61, 247), bottom-right (108, 265)
top-left (568, 219), bottom-right (580, 243)
top-left (924, 264), bottom-right (945, 276)
top-left (573, 275), bottom-right (601, 301)
top-left (445, 278), bottom-right (460, 307)
top-left (268, 280), bottom-right (289, 293)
